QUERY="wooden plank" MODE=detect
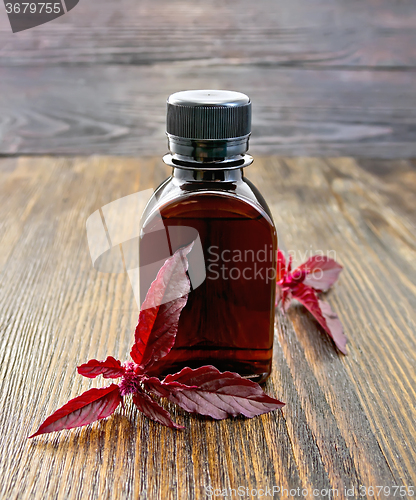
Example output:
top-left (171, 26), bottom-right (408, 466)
top-left (1, 65), bottom-right (416, 158)
top-left (0, 0), bottom-right (415, 157)
top-left (1, 0), bottom-right (416, 68)
top-left (0, 156), bottom-right (415, 499)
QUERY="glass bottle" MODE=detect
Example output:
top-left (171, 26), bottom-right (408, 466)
top-left (139, 90), bottom-right (277, 382)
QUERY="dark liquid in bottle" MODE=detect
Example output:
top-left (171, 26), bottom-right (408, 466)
top-left (140, 192), bottom-right (277, 382)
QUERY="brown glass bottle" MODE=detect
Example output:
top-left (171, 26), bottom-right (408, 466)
top-left (139, 91), bottom-right (277, 382)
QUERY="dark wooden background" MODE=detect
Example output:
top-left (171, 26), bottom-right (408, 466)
top-left (1, 0), bottom-right (416, 157)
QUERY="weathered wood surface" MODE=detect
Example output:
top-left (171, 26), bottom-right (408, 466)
top-left (0, 0), bottom-right (416, 157)
top-left (1, 65), bottom-right (416, 158)
top-left (0, 155), bottom-right (415, 500)
top-left (1, 0), bottom-right (416, 68)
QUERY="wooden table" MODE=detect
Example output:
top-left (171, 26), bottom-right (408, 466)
top-left (0, 155), bottom-right (415, 499)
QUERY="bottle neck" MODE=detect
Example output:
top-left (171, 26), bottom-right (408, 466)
top-left (163, 153), bottom-right (253, 181)
top-left (172, 165), bottom-right (244, 182)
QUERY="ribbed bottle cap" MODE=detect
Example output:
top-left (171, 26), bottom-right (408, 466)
top-left (167, 90), bottom-right (251, 140)
top-left (166, 90), bottom-right (251, 162)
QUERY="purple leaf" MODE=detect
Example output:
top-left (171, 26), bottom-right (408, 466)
top-left (153, 366), bottom-right (284, 420)
top-left (292, 283), bottom-right (347, 354)
top-left (142, 376), bottom-right (195, 398)
top-left (299, 256), bottom-right (343, 292)
top-left (29, 384), bottom-right (122, 437)
top-left (319, 299), bottom-right (347, 355)
top-left (78, 356), bottom-right (125, 379)
top-left (132, 391), bottom-right (184, 429)
top-left (130, 243), bottom-right (192, 370)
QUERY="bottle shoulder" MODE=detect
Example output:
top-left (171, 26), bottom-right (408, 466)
top-left (142, 173), bottom-right (275, 227)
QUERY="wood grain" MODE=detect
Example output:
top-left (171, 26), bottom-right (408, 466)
top-left (0, 0), bottom-right (416, 157)
top-left (1, 64), bottom-right (416, 158)
top-left (1, 0), bottom-right (416, 68)
top-left (0, 155), bottom-right (415, 499)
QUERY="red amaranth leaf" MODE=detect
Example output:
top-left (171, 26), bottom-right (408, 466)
top-left (291, 283), bottom-right (327, 328)
top-left (292, 283), bottom-right (347, 354)
top-left (132, 391), bottom-right (184, 429)
top-left (319, 299), bottom-right (347, 355)
top-left (130, 243), bottom-right (192, 370)
top-left (298, 256), bottom-right (343, 292)
top-left (78, 356), bottom-right (125, 379)
top-left (136, 297), bottom-right (189, 371)
top-left (155, 366), bottom-right (284, 420)
top-left (142, 376), bottom-right (196, 398)
top-left (29, 384), bottom-right (122, 438)
top-left (284, 268), bottom-right (309, 288)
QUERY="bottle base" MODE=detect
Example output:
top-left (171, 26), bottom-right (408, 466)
top-left (146, 348), bottom-right (273, 384)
